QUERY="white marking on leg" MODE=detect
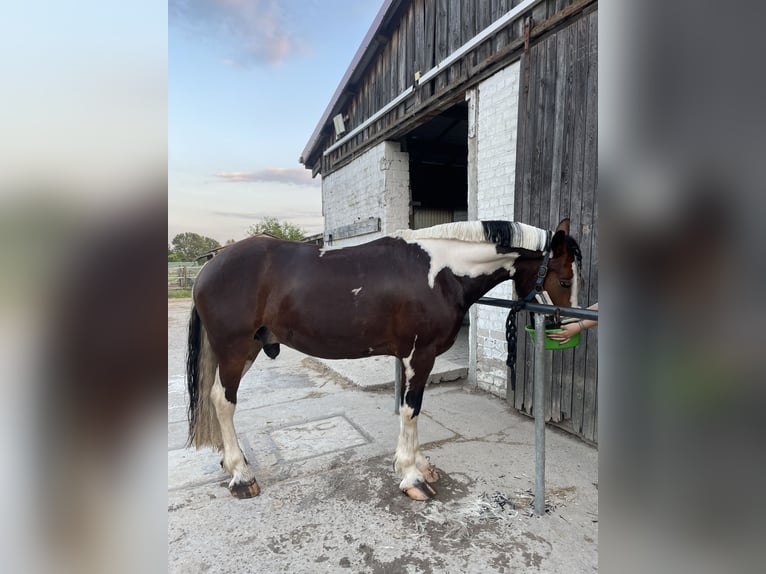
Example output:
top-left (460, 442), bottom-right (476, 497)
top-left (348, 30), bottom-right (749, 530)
top-left (351, 286), bottom-right (363, 296)
top-left (401, 335), bottom-right (418, 394)
top-left (210, 375), bottom-right (255, 487)
top-left (394, 405), bottom-right (424, 490)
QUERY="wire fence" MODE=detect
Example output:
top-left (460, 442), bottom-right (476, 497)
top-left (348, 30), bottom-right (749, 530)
top-left (168, 263), bottom-right (202, 292)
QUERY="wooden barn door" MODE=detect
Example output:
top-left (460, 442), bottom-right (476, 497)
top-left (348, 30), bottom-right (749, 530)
top-left (512, 8), bottom-right (598, 443)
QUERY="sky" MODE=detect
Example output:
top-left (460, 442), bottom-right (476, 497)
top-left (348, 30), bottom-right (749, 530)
top-left (169, 0), bottom-right (382, 244)
top-left (1, 1), bottom-right (167, 204)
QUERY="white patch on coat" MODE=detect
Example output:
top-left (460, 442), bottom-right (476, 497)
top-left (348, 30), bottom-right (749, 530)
top-left (351, 287), bottom-right (363, 296)
top-left (407, 239), bottom-right (521, 288)
top-left (570, 261), bottom-right (580, 308)
top-left (391, 221), bottom-right (550, 288)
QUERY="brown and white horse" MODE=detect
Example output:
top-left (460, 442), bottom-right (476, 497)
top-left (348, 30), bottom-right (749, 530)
top-left (186, 219), bottom-right (581, 500)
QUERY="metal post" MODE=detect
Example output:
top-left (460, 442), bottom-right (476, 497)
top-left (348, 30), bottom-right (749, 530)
top-left (394, 358), bottom-right (401, 415)
top-left (475, 297), bottom-right (598, 514)
top-left (533, 312), bottom-right (546, 515)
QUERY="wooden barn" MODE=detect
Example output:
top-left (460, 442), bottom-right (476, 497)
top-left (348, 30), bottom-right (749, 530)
top-left (300, 0), bottom-right (598, 443)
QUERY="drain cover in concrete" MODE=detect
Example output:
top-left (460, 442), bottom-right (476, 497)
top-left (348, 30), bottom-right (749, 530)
top-left (270, 416), bottom-right (368, 461)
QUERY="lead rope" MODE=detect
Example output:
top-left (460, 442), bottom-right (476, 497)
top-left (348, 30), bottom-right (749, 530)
top-left (505, 301), bottom-right (524, 392)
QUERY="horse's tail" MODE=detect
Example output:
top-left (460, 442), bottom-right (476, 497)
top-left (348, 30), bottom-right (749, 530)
top-left (186, 305), bottom-right (223, 450)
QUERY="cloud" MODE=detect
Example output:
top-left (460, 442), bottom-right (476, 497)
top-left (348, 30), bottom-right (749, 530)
top-left (213, 209), bottom-right (321, 220)
top-left (215, 168), bottom-right (320, 187)
top-left (169, 0), bottom-right (299, 67)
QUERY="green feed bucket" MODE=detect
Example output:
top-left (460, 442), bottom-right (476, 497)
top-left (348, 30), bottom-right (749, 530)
top-left (524, 325), bottom-right (581, 350)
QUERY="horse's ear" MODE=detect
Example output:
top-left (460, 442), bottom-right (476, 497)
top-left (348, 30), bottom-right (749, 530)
top-left (550, 229), bottom-right (567, 256)
top-left (550, 219), bottom-right (570, 256)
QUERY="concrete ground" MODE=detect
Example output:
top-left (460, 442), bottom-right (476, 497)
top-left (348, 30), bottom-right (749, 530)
top-left (168, 300), bottom-right (598, 573)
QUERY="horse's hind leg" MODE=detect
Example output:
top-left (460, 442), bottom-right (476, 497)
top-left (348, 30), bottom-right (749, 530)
top-left (211, 337), bottom-right (262, 498)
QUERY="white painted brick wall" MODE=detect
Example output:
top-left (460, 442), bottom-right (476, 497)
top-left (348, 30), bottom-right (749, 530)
top-left (473, 61), bottom-right (521, 397)
top-left (379, 143), bottom-right (410, 235)
top-left (322, 141), bottom-right (409, 248)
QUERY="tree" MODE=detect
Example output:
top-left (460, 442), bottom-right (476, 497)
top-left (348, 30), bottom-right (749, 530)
top-left (171, 232), bottom-right (221, 261)
top-left (247, 217), bottom-right (305, 241)
top-left (168, 244), bottom-right (183, 262)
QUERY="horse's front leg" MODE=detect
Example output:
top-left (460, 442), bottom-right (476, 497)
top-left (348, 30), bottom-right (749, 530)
top-left (211, 355), bottom-right (260, 498)
top-left (394, 351), bottom-right (438, 501)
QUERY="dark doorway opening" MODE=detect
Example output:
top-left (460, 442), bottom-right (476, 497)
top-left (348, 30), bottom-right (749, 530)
top-left (402, 102), bottom-right (468, 229)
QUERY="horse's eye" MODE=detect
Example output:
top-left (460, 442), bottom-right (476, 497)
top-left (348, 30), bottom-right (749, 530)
top-left (559, 280), bottom-right (572, 289)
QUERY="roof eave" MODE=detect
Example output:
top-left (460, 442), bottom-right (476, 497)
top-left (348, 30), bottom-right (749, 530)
top-left (299, 0), bottom-right (404, 170)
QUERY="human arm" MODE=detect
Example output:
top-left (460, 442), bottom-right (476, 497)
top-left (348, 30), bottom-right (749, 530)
top-left (547, 303), bottom-right (598, 343)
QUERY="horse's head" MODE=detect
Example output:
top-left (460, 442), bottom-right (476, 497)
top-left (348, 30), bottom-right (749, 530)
top-left (542, 218), bottom-right (583, 309)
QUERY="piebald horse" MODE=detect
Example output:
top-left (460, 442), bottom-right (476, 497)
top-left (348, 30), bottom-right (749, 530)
top-left (186, 219), bottom-right (581, 500)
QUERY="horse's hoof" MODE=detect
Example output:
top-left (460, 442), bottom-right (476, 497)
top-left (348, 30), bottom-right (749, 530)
top-left (422, 465), bottom-right (440, 484)
top-left (403, 480), bottom-right (436, 501)
top-left (230, 478), bottom-right (260, 499)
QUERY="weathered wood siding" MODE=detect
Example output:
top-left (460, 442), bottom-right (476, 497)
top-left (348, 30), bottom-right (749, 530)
top-left (312, 0), bottom-right (595, 176)
top-left (512, 7), bottom-right (598, 443)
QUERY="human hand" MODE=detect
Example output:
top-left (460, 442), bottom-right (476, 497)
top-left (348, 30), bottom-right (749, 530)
top-left (547, 322), bottom-right (581, 343)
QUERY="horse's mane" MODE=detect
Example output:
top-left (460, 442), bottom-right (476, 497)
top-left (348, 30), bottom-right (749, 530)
top-left (391, 221), bottom-right (550, 252)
